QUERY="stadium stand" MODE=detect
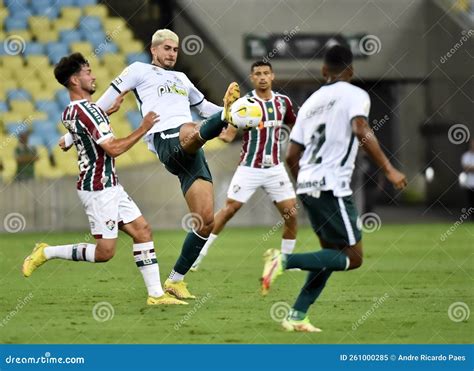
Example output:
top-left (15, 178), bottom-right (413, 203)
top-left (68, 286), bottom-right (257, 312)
top-left (0, 0), bottom-right (155, 182)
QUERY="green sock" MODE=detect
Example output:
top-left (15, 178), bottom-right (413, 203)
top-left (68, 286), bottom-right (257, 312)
top-left (285, 249), bottom-right (348, 271)
top-left (293, 269), bottom-right (332, 314)
top-left (199, 111), bottom-right (226, 141)
top-left (173, 230), bottom-right (208, 274)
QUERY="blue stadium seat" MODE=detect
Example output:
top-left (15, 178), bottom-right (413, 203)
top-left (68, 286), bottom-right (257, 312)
top-left (82, 30), bottom-right (106, 47)
top-left (6, 123), bottom-right (28, 135)
top-left (7, 89), bottom-right (32, 101)
top-left (5, 0), bottom-right (29, 13)
top-left (5, 18), bottom-right (28, 31)
top-left (75, 0), bottom-right (97, 6)
top-left (0, 101), bottom-right (8, 112)
top-left (36, 100), bottom-right (62, 120)
top-left (34, 6), bottom-right (60, 19)
top-left (126, 52), bottom-right (150, 65)
top-left (79, 16), bottom-right (102, 32)
top-left (47, 42), bottom-right (70, 64)
top-left (28, 133), bottom-right (45, 147)
top-left (7, 8), bottom-right (33, 19)
top-left (24, 42), bottom-right (45, 56)
top-left (60, 30), bottom-right (83, 44)
top-left (126, 111), bottom-right (142, 130)
top-left (32, 119), bottom-right (58, 135)
top-left (55, 90), bottom-right (70, 108)
top-left (56, 0), bottom-right (76, 6)
top-left (96, 42), bottom-right (118, 57)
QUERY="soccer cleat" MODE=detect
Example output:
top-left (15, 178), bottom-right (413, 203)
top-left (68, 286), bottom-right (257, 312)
top-left (261, 248), bottom-right (283, 295)
top-left (164, 279), bottom-right (196, 299)
top-left (147, 292), bottom-right (188, 305)
top-left (222, 82), bottom-right (240, 127)
top-left (281, 317), bottom-right (322, 333)
top-left (190, 254), bottom-right (204, 272)
top-left (22, 242), bottom-right (48, 277)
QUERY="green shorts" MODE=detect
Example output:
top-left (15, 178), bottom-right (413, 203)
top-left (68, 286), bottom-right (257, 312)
top-left (299, 191), bottom-right (361, 247)
top-left (153, 126), bottom-right (212, 195)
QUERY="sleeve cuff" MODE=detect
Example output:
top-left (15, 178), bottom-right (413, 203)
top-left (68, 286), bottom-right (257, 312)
top-left (96, 133), bottom-right (114, 145)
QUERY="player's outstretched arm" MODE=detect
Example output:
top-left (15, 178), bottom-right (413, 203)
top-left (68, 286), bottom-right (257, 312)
top-left (286, 141), bottom-right (305, 181)
top-left (100, 112), bottom-right (159, 158)
top-left (352, 117), bottom-right (407, 190)
top-left (105, 90), bottom-right (129, 116)
top-left (96, 86), bottom-right (122, 114)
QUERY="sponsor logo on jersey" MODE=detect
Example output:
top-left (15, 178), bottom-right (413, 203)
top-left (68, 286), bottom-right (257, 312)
top-left (157, 81), bottom-right (187, 97)
top-left (297, 177), bottom-right (326, 190)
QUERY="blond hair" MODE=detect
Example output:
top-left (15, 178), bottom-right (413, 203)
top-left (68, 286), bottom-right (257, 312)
top-left (151, 29), bottom-right (179, 46)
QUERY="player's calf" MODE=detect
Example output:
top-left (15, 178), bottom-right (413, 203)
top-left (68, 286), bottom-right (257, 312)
top-left (94, 239), bottom-right (117, 262)
top-left (343, 241), bottom-right (363, 270)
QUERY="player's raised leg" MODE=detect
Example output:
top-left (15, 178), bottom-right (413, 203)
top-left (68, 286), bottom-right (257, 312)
top-left (22, 238), bottom-right (114, 278)
top-left (190, 198), bottom-right (243, 271)
top-left (165, 179), bottom-right (214, 299)
top-left (178, 82), bottom-right (240, 155)
top-left (120, 216), bottom-right (187, 305)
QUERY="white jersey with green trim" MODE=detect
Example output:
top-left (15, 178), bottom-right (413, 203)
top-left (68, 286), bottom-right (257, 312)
top-left (290, 81), bottom-right (371, 197)
top-left (106, 62), bottom-right (208, 133)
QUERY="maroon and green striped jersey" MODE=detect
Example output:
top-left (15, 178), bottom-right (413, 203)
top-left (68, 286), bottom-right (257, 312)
top-left (239, 90), bottom-right (297, 168)
top-left (61, 99), bottom-right (118, 191)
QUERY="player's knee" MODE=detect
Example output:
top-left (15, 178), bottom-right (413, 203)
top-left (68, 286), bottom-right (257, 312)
top-left (95, 245), bottom-right (115, 262)
top-left (138, 221), bottom-right (153, 241)
top-left (350, 255), bottom-right (363, 269)
top-left (195, 212), bottom-right (214, 237)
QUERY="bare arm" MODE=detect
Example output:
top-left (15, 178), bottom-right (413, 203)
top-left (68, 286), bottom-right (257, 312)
top-left (286, 141), bottom-right (305, 181)
top-left (352, 117), bottom-right (407, 190)
top-left (218, 125), bottom-right (238, 143)
top-left (100, 112), bottom-right (159, 158)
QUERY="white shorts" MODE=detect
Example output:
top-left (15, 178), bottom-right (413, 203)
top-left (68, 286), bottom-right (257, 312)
top-left (227, 164), bottom-right (296, 204)
top-left (77, 184), bottom-right (142, 239)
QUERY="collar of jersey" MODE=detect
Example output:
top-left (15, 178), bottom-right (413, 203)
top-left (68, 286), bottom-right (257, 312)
top-left (69, 99), bottom-right (88, 105)
top-left (251, 89), bottom-right (274, 102)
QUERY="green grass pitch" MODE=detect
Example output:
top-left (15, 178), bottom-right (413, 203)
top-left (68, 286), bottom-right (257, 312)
top-left (0, 224), bottom-right (472, 344)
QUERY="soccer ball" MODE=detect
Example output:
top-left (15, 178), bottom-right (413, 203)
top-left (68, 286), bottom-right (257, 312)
top-left (230, 97), bottom-right (263, 129)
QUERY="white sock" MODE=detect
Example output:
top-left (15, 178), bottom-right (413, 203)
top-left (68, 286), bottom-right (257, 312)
top-left (168, 270), bottom-right (184, 283)
top-left (281, 239), bottom-right (296, 255)
top-left (44, 243), bottom-right (96, 262)
top-left (201, 233), bottom-right (218, 256)
top-left (133, 242), bottom-right (164, 298)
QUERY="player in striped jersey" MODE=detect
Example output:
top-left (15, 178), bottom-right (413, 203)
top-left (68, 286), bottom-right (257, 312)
top-left (191, 61), bottom-right (298, 271)
top-left (261, 45), bottom-right (407, 332)
top-left (22, 53), bottom-right (186, 306)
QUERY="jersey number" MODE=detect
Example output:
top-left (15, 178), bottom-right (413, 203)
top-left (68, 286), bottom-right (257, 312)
top-left (309, 123), bottom-right (326, 164)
